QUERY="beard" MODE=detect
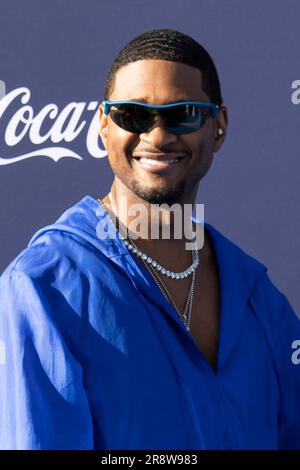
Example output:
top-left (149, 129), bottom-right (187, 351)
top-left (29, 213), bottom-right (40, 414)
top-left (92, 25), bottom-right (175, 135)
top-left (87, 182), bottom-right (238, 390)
top-left (109, 148), bottom-right (189, 205)
top-left (129, 178), bottom-right (186, 205)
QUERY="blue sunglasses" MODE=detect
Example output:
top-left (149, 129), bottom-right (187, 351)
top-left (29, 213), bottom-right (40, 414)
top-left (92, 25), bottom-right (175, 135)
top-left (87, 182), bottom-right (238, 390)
top-left (102, 100), bottom-right (220, 135)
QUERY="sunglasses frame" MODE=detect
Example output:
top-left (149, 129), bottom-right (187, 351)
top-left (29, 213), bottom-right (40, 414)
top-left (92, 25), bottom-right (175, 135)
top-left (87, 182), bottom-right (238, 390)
top-left (101, 99), bottom-right (220, 134)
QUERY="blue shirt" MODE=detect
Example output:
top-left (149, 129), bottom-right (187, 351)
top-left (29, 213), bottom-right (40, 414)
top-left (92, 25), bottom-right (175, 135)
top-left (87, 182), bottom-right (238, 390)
top-left (0, 195), bottom-right (299, 450)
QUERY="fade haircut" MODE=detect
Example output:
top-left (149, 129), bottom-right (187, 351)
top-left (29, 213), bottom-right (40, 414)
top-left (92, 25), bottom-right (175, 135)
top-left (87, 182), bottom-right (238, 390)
top-left (104, 28), bottom-right (223, 106)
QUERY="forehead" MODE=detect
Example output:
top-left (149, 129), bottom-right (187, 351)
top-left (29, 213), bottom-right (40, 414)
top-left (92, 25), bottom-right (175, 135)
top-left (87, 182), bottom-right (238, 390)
top-left (109, 59), bottom-right (208, 103)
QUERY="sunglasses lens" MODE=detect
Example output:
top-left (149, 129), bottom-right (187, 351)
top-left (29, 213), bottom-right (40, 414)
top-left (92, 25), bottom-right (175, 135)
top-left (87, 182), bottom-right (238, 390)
top-left (110, 104), bottom-right (154, 133)
top-left (109, 103), bottom-right (210, 134)
top-left (162, 104), bottom-right (209, 135)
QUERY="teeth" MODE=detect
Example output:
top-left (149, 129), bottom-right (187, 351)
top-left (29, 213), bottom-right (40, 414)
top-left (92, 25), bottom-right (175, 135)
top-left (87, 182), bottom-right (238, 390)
top-left (138, 157), bottom-right (179, 165)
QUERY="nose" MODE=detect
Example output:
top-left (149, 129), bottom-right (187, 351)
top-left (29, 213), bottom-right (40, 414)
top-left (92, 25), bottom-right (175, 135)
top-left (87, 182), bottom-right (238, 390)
top-left (139, 118), bottom-right (178, 147)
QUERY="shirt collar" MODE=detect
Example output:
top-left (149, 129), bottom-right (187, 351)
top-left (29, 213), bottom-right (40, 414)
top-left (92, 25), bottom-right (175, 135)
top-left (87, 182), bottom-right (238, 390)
top-left (204, 223), bottom-right (267, 370)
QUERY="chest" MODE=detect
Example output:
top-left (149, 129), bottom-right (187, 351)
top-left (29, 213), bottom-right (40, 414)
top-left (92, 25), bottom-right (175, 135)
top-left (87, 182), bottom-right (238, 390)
top-left (160, 255), bottom-right (220, 371)
top-left (190, 277), bottom-right (220, 371)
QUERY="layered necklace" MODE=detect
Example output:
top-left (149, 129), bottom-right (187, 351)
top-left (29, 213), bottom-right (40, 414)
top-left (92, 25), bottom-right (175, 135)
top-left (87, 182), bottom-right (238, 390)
top-left (97, 192), bottom-right (200, 331)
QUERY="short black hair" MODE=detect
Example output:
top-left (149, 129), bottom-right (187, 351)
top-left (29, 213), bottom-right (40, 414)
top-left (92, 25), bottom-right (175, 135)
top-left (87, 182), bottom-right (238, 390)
top-left (104, 28), bottom-right (223, 106)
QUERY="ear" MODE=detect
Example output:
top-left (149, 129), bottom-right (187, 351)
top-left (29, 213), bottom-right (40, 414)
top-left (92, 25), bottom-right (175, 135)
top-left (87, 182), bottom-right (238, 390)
top-left (99, 103), bottom-right (109, 150)
top-left (213, 105), bottom-right (228, 153)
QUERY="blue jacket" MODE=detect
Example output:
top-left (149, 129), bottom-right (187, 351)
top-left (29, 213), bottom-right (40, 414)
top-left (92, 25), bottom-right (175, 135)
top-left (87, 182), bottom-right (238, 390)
top-left (0, 195), bottom-right (299, 449)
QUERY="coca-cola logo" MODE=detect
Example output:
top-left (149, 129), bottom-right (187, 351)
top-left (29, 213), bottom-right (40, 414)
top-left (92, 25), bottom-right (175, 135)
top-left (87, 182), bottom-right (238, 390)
top-left (0, 83), bottom-right (107, 165)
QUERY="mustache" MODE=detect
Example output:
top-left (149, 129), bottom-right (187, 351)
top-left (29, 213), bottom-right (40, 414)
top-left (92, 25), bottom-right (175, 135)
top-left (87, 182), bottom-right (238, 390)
top-left (127, 144), bottom-right (191, 158)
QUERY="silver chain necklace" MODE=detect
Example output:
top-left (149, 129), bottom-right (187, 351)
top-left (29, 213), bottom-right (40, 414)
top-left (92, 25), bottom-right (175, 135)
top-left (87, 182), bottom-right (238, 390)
top-left (97, 193), bottom-right (199, 331)
top-left (107, 192), bottom-right (199, 280)
top-left (128, 233), bottom-right (196, 331)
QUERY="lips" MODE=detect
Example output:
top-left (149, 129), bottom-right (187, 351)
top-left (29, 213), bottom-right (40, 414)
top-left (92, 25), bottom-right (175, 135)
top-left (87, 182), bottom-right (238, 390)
top-left (139, 157), bottom-right (180, 164)
top-left (132, 153), bottom-right (185, 160)
top-left (131, 153), bottom-right (186, 174)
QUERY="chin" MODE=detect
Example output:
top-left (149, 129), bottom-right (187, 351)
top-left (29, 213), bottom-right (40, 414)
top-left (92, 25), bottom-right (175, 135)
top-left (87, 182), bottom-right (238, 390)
top-left (129, 180), bottom-right (186, 205)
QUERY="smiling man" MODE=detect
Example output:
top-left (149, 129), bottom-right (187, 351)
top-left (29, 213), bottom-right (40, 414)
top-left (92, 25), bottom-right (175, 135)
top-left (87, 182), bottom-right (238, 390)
top-left (0, 29), bottom-right (300, 450)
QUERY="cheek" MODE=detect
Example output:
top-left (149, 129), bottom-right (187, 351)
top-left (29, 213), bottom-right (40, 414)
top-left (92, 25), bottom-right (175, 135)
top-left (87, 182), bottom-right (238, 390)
top-left (106, 127), bottom-right (137, 168)
top-left (186, 134), bottom-right (215, 177)
top-left (107, 127), bottom-right (128, 155)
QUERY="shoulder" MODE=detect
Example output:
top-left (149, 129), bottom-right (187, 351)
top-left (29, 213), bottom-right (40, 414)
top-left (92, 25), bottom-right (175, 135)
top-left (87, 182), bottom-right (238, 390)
top-left (0, 229), bottom-right (93, 340)
top-left (204, 222), bottom-right (267, 290)
top-left (204, 222), bottom-right (298, 320)
top-left (1, 230), bottom-right (82, 282)
top-left (205, 223), bottom-right (265, 268)
top-left (1, 194), bottom-right (103, 282)
top-left (249, 268), bottom-right (299, 332)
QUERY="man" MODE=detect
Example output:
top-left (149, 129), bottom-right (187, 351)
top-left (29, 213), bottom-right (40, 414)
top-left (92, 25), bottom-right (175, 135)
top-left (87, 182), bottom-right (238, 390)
top-left (0, 28), bottom-right (299, 450)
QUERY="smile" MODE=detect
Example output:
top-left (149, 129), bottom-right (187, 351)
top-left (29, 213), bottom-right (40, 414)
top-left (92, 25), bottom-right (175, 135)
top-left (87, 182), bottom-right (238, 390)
top-left (138, 157), bottom-right (180, 164)
top-left (132, 153), bottom-right (186, 174)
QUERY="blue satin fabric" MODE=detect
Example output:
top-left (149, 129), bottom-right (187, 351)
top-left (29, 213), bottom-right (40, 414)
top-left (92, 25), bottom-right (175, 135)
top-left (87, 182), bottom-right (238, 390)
top-left (0, 195), bottom-right (299, 449)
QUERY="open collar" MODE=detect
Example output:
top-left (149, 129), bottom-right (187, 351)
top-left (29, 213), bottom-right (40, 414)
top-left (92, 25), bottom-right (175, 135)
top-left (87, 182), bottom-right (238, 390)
top-left (29, 195), bottom-right (267, 373)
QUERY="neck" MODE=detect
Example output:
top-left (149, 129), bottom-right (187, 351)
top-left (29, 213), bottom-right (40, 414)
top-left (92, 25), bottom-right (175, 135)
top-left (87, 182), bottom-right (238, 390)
top-left (101, 179), bottom-right (205, 264)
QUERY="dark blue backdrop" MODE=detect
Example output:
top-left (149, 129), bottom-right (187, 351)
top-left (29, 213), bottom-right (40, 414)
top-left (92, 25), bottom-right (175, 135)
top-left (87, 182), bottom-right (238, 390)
top-left (0, 0), bottom-right (299, 313)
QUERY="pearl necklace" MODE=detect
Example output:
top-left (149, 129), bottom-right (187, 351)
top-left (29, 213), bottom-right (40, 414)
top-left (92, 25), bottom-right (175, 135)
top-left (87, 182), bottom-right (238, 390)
top-left (106, 192), bottom-right (199, 280)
